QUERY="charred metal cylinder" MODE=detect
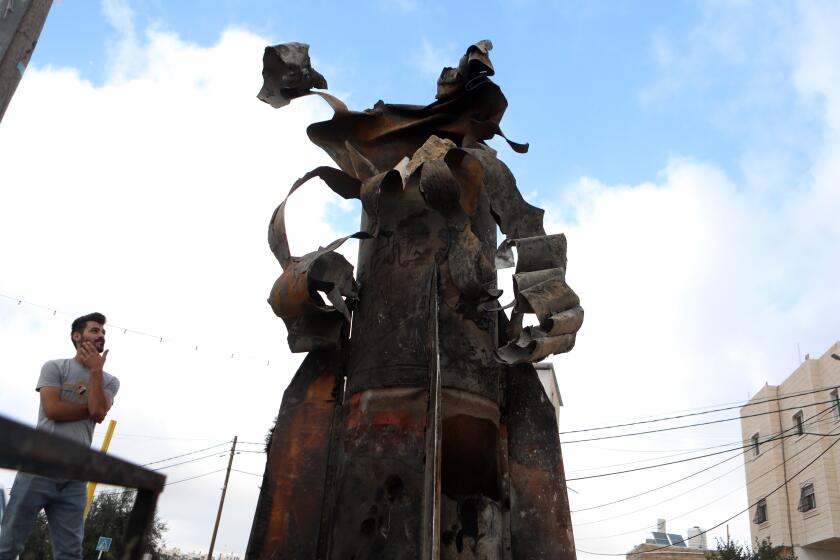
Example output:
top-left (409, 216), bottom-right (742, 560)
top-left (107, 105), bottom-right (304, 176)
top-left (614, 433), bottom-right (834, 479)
top-left (247, 41), bottom-right (581, 560)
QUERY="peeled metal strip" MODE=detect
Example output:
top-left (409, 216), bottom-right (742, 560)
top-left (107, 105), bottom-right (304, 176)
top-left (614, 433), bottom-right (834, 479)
top-left (514, 234), bottom-right (567, 273)
top-left (463, 147), bottom-right (545, 239)
top-left (268, 238), bottom-right (366, 353)
top-left (541, 306), bottom-right (584, 337)
top-left (497, 328), bottom-right (576, 365)
top-left (267, 166), bottom-right (361, 268)
top-left (513, 270), bottom-right (580, 322)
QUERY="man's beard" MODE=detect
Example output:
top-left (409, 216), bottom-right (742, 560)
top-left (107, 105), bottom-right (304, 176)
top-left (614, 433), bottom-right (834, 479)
top-left (85, 337), bottom-right (106, 353)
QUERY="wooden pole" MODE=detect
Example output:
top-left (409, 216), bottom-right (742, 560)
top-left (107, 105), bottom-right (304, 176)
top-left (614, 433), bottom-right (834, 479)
top-left (207, 436), bottom-right (236, 560)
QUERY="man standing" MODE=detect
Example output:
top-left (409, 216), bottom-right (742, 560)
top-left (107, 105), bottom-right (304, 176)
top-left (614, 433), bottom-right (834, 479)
top-left (0, 312), bottom-right (120, 560)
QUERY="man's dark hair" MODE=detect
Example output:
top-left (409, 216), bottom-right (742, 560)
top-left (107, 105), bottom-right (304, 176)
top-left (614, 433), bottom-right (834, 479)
top-left (70, 312), bottom-right (107, 347)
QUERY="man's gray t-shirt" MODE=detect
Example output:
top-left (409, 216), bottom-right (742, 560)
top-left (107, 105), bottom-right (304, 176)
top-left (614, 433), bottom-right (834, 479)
top-left (35, 358), bottom-right (120, 447)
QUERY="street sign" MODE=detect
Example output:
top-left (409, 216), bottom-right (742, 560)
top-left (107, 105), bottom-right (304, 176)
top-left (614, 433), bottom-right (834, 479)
top-left (96, 536), bottom-right (112, 552)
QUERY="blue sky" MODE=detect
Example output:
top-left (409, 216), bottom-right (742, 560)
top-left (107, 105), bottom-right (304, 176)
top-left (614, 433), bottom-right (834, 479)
top-left (2, 0), bottom-right (839, 557)
top-left (34, 0), bottom-right (819, 191)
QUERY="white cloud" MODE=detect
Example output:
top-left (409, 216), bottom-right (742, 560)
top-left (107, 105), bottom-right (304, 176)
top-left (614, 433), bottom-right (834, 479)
top-left (0, 23), bottom-right (350, 557)
top-left (2, 2), bottom-right (839, 558)
top-left (413, 36), bottom-right (455, 77)
top-left (546, 155), bottom-right (839, 554)
top-left (543, 5), bottom-right (840, 554)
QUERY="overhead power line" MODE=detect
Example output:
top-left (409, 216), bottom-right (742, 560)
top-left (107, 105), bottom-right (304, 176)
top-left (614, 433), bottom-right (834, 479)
top-left (570, 449), bottom-right (744, 513)
top-left (561, 384), bottom-right (839, 435)
top-left (568, 401), bottom-right (835, 483)
top-left (96, 468), bottom-right (228, 496)
top-left (576, 428), bottom-right (840, 556)
top-left (139, 440), bottom-right (232, 467)
top-left (149, 451), bottom-right (229, 472)
top-left (569, 402), bottom-right (828, 512)
top-left (562, 396), bottom-right (840, 445)
top-left (232, 468), bottom-right (264, 477)
top-left (574, 409), bottom-right (837, 529)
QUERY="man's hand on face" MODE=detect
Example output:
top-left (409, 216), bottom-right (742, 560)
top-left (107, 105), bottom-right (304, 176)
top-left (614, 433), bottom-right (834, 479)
top-left (78, 341), bottom-right (109, 373)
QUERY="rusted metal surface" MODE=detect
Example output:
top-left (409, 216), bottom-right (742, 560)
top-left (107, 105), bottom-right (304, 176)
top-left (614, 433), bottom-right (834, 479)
top-left (505, 365), bottom-right (576, 559)
top-left (249, 40), bottom-right (581, 560)
top-left (245, 349), bottom-right (342, 559)
top-left (0, 415), bottom-right (165, 560)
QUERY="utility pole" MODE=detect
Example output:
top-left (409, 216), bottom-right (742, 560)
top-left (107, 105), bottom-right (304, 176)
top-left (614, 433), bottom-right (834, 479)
top-left (0, 0), bottom-right (54, 122)
top-left (207, 436), bottom-right (236, 560)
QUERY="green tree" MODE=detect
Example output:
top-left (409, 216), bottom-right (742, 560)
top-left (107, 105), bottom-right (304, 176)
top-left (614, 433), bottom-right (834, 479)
top-left (708, 538), bottom-right (796, 560)
top-left (21, 489), bottom-right (167, 560)
top-left (710, 538), bottom-right (746, 560)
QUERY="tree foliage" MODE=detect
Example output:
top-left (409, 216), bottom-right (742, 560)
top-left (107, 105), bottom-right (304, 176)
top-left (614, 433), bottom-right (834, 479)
top-left (708, 538), bottom-right (796, 560)
top-left (21, 489), bottom-right (167, 560)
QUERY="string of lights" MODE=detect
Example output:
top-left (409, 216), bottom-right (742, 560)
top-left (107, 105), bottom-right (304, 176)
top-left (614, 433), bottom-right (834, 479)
top-left (0, 292), bottom-right (284, 367)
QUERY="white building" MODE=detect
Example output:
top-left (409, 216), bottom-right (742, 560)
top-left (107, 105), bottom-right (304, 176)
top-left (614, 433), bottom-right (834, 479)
top-left (686, 526), bottom-right (707, 550)
top-left (535, 362), bottom-right (563, 427)
top-left (740, 341), bottom-right (840, 560)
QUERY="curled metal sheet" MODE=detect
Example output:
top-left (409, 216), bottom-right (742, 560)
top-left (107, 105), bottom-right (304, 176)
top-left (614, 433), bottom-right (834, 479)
top-left (268, 240), bottom-right (362, 353)
top-left (464, 147), bottom-right (545, 240)
top-left (258, 42), bottom-right (527, 182)
top-left (260, 42), bottom-right (583, 360)
top-left (437, 40), bottom-right (495, 99)
top-left (496, 235), bottom-right (583, 365)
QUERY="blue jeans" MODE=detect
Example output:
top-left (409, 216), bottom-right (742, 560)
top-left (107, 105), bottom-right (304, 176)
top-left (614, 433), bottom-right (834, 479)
top-left (0, 472), bottom-right (87, 560)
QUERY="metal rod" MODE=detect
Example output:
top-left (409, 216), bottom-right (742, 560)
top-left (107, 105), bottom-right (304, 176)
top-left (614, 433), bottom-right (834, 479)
top-left (421, 267), bottom-right (441, 560)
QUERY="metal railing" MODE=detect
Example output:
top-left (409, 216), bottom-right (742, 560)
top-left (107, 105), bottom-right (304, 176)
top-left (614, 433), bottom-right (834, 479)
top-left (0, 415), bottom-right (166, 560)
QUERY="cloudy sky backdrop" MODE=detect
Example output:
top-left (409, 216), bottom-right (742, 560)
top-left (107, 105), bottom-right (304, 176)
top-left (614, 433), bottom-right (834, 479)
top-left (1, 0), bottom-right (839, 557)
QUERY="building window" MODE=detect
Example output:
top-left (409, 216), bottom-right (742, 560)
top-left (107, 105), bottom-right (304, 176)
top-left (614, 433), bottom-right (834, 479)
top-left (798, 483), bottom-right (816, 512)
top-left (751, 433), bottom-right (760, 456)
top-left (831, 389), bottom-right (840, 422)
top-left (793, 410), bottom-right (804, 436)
top-left (753, 498), bottom-right (768, 524)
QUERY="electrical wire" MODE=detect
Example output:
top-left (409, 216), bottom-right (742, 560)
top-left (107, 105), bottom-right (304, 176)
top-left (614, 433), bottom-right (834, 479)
top-left (568, 404), bottom-right (824, 512)
top-left (567, 438), bottom-right (745, 474)
top-left (568, 401), bottom-right (835, 482)
top-left (570, 449), bottom-right (745, 513)
top-left (574, 460), bottom-right (746, 527)
top-left (95, 468), bottom-right (228, 496)
top-left (139, 440), bottom-right (232, 467)
top-left (577, 432), bottom-right (840, 556)
top-left (231, 468), bottom-right (263, 477)
top-left (149, 451), bottom-right (228, 471)
top-left (562, 396), bottom-right (839, 445)
top-left (575, 411), bottom-right (840, 550)
top-left (560, 384), bottom-right (839, 435)
top-left (164, 469), bottom-right (228, 486)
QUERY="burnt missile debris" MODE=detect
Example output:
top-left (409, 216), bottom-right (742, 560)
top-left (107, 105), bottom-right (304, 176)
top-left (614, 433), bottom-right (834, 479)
top-left (247, 40), bottom-right (583, 560)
